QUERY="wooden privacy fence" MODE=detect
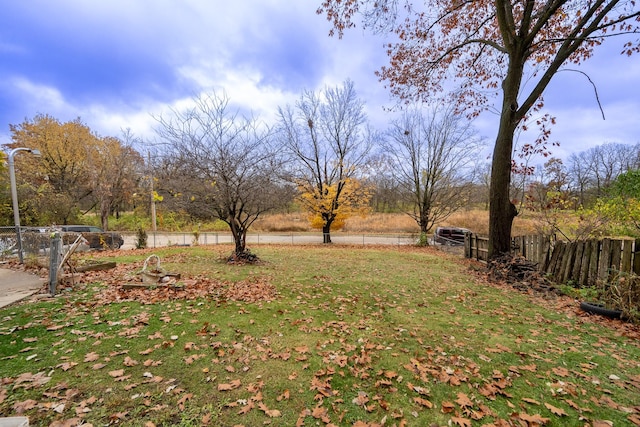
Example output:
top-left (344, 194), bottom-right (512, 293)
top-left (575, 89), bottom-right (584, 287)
top-left (464, 234), bottom-right (550, 266)
top-left (465, 234), bottom-right (640, 287)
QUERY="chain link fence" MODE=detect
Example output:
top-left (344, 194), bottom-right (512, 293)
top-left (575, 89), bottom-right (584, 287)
top-left (0, 227), bottom-right (125, 260)
top-left (135, 231), bottom-right (420, 249)
top-left (1, 227), bottom-right (460, 261)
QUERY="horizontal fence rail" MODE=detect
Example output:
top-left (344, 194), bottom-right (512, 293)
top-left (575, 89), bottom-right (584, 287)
top-left (0, 229), bottom-right (421, 259)
top-left (465, 233), bottom-right (640, 286)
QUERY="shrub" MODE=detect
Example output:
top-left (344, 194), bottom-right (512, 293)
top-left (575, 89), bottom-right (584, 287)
top-left (597, 272), bottom-right (640, 323)
top-left (136, 228), bottom-right (148, 249)
top-left (416, 232), bottom-right (430, 246)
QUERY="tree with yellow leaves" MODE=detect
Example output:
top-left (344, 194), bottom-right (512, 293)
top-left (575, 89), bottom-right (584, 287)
top-left (279, 80), bottom-right (374, 243)
top-left (298, 177), bottom-right (371, 240)
top-left (7, 115), bottom-right (141, 228)
top-left (7, 114), bottom-right (96, 224)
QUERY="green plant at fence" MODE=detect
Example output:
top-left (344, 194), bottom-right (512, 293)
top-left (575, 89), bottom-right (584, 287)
top-left (192, 226), bottom-right (200, 246)
top-left (416, 232), bottom-right (430, 246)
top-left (136, 227), bottom-right (147, 249)
top-left (597, 271), bottom-right (640, 323)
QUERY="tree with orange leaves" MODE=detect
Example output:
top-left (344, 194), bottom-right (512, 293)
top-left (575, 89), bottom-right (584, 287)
top-left (317, 0), bottom-right (640, 258)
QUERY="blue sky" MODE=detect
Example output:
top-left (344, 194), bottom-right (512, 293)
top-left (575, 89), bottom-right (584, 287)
top-left (1, 0), bottom-right (638, 161)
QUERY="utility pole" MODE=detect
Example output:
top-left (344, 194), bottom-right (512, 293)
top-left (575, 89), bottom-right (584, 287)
top-left (149, 151), bottom-right (157, 232)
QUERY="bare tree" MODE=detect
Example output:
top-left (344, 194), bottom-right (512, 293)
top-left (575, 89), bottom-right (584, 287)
top-left (154, 92), bottom-right (285, 258)
top-left (566, 151), bottom-right (594, 208)
top-left (385, 105), bottom-right (483, 237)
top-left (363, 153), bottom-right (404, 212)
top-left (87, 133), bottom-right (142, 231)
top-left (278, 80), bottom-right (373, 243)
top-left (588, 143), bottom-right (638, 196)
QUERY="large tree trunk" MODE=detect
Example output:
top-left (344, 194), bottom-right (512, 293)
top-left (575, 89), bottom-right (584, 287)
top-left (322, 215), bottom-right (333, 243)
top-left (489, 130), bottom-right (518, 258)
top-left (233, 228), bottom-right (247, 255)
top-left (322, 224), bottom-right (332, 243)
top-left (488, 62), bottom-right (523, 259)
top-left (100, 199), bottom-right (111, 231)
top-left (229, 219), bottom-right (247, 255)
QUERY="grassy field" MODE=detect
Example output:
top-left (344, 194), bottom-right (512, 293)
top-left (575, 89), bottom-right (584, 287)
top-left (1, 244), bottom-right (639, 426)
top-left (253, 210), bottom-right (542, 236)
top-left (106, 208), bottom-right (544, 236)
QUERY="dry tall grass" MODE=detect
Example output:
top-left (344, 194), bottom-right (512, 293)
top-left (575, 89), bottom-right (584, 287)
top-left (253, 209), bottom-right (540, 236)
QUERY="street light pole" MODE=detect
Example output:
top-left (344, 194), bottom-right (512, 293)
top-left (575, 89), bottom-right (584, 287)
top-left (8, 147), bottom-right (41, 263)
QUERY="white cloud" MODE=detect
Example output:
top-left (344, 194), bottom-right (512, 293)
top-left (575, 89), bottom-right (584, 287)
top-left (8, 78), bottom-right (70, 115)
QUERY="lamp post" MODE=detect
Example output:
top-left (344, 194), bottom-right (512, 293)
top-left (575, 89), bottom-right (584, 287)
top-left (8, 147), bottom-right (41, 263)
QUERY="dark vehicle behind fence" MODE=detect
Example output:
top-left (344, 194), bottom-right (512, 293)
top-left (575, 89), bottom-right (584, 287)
top-left (60, 225), bottom-right (124, 249)
top-left (433, 226), bottom-right (470, 245)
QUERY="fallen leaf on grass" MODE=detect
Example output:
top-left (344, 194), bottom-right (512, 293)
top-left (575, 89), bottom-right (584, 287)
top-left (628, 414), bottom-right (640, 426)
top-left (294, 345), bottom-right (309, 353)
top-left (57, 362), bottom-right (78, 371)
top-left (178, 393), bottom-right (193, 410)
top-left (352, 391), bottom-right (369, 407)
top-left (311, 405), bottom-right (331, 423)
top-left (108, 369), bottom-right (125, 378)
top-left (84, 352), bottom-right (99, 362)
top-left (258, 402), bottom-right (282, 417)
top-left (518, 412), bottom-right (550, 425)
top-left (412, 397), bottom-right (433, 408)
top-left (13, 399), bottom-right (38, 413)
top-left (522, 397), bottom-right (540, 405)
top-left (552, 367), bottom-right (569, 377)
top-left (456, 392), bottom-right (473, 408)
top-left (218, 379), bottom-right (241, 391)
top-left (277, 390), bottom-right (290, 401)
top-left (13, 372), bottom-right (51, 389)
top-left (407, 382), bottom-right (429, 396)
top-left (123, 356), bottom-right (139, 366)
top-left (544, 402), bottom-right (567, 416)
top-left (441, 401), bottom-right (455, 413)
top-left (451, 416), bottom-right (472, 427)
top-left (49, 417), bottom-right (84, 427)
top-left (201, 413), bottom-right (211, 425)
top-left (109, 411), bottom-right (128, 422)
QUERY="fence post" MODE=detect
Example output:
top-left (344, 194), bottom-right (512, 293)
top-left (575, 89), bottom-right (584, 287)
top-left (48, 233), bottom-right (62, 296)
top-left (634, 239), bottom-right (640, 275)
top-left (598, 238), bottom-right (612, 281)
top-left (464, 233), bottom-right (470, 258)
top-left (571, 241), bottom-right (585, 282)
top-left (621, 239), bottom-right (633, 273)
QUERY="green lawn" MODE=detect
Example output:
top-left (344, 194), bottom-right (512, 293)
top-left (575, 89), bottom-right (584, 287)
top-left (1, 245), bottom-right (639, 426)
